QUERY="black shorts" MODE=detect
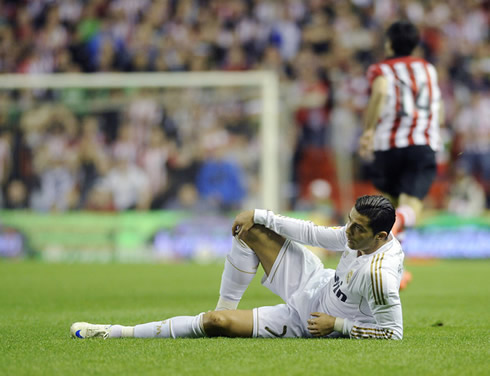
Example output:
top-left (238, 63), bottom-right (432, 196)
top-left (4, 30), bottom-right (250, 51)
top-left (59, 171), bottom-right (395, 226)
top-left (371, 145), bottom-right (436, 200)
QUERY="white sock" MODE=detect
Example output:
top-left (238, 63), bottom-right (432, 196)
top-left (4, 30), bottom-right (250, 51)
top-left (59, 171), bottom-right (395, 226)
top-left (216, 237), bottom-right (259, 310)
top-left (108, 325), bottom-right (135, 338)
top-left (132, 313), bottom-right (206, 338)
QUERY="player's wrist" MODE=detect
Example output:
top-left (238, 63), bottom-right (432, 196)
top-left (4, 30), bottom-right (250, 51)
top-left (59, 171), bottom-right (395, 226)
top-left (333, 317), bottom-right (344, 333)
top-left (253, 209), bottom-right (268, 225)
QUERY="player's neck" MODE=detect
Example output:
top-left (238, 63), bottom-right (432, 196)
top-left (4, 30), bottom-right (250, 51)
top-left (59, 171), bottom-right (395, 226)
top-left (358, 238), bottom-right (388, 256)
top-left (386, 53), bottom-right (412, 60)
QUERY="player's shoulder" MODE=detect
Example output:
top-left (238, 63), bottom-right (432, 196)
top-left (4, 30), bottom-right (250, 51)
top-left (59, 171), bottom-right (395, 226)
top-left (380, 238), bottom-right (404, 268)
top-left (381, 56), bottom-right (436, 71)
top-left (385, 236), bottom-right (404, 256)
top-left (359, 249), bottom-right (402, 296)
top-left (360, 240), bottom-right (403, 276)
top-left (383, 55), bottom-right (426, 64)
top-left (366, 63), bottom-right (384, 83)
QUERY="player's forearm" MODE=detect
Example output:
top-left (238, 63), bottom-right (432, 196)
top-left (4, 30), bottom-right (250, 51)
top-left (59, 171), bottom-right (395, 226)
top-left (253, 209), bottom-right (346, 250)
top-left (363, 76), bottom-right (387, 132)
top-left (363, 94), bottom-right (384, 132)
top-left (336, 317), bottom-right (403, 340)
top-left (338, 298), bottom-right (404, 340)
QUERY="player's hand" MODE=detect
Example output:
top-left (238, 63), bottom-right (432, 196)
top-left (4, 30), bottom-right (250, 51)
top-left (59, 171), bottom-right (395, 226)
top-left (232, 210), bottom-right (255, 239)
top-left (307, 312), bottom-right (335, 337)
top-left (359, 129), bottom-right (374, 161)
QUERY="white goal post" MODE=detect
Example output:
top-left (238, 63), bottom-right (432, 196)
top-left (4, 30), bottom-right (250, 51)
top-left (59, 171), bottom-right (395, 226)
top-left (0, 71), bottom-right (280, 211)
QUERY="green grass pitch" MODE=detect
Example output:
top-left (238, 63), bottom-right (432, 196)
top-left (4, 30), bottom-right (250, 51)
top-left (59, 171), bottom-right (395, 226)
top-left (1, 259), bottom-right (489, 375)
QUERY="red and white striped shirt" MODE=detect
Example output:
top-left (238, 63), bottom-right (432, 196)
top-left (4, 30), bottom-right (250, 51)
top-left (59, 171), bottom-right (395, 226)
top-left (367, 56), bottom-right (441, 151)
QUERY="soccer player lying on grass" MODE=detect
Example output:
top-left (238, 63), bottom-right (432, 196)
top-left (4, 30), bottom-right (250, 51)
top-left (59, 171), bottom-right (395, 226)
top-left (71, 195), bottom-right (404, 340)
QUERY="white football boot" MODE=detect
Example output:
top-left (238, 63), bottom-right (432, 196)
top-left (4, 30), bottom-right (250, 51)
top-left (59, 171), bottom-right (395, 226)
top-left (70, 322), bottom-right (111, 339)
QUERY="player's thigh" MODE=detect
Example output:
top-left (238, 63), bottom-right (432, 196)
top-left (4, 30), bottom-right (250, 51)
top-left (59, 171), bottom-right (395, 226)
top-left (252, 304), bottom-right (307, 338)
top-left (241, 224), bottom-right (286, 276)
top-left (371, 150), bottom-right (402, 198)
top-left (400, 146), bottom-right (436, 199)
top-left (261, 240), bottom-right (324, 304)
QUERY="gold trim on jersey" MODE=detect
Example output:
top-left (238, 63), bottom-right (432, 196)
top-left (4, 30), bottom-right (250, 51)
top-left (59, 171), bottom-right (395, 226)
top-left (371, 253), bottom-right (386, 305)
top-left (370, 256), bottom-right (380, 304)
top-left (375, 255), bottom-right (381, 304)
top-left (269, 241), bottom-right (289, 283)
top-left (351, 325), bottom-right (394, 339)
top-left (378, 253), bottom-right (386, 305)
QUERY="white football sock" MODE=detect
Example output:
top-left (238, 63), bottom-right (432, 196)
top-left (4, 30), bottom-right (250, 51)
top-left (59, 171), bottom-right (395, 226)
top-left (216, 237), bottom-right (259, 310)
top-left (108, 325), bottom-right (134, 338)
top-left (132, 313), bottom-right (206, 338)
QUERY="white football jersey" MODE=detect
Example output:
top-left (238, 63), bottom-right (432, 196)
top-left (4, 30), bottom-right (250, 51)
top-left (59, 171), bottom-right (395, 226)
top-left (254, 210), bottom-right (404, 339)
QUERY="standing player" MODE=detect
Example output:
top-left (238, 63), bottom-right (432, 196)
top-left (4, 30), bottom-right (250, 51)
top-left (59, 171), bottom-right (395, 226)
top-left (359, 21), bottom-right (444, 239)
top-left (71, 195), bottom-right (404, 340)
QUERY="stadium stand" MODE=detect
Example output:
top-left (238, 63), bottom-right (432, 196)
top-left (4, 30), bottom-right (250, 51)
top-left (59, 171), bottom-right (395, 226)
top-left (0, 0), bottom-right (488, 212)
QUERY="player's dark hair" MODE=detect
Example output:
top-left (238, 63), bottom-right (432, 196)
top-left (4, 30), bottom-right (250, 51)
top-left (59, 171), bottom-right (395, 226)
top-left (355, 195), bottom-right (396, 235)
top-left (386, 20), bottom-right (420, 56)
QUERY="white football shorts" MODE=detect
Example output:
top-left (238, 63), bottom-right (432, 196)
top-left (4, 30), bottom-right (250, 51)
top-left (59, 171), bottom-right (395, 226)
top-left (252, 239), bottom-right (335, 338)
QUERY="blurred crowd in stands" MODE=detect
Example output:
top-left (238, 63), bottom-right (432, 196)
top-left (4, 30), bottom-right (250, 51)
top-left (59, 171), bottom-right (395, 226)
top-left (0, 0), bottom-right (488, 214)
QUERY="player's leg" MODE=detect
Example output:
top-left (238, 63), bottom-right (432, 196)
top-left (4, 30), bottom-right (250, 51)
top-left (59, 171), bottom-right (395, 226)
top-left (204, 304), bottom-right (305, 338)
top-left (205, 304), bottom-right (306, 338)
top-left (203, 310), bottom-right (253, 337)
top-left (395, 145), bottom-right (436, 235)
top-left (218, 224), bottom-right (326, 314)
top-left (71, 310), bottom-right (254, 339)
top-left (395, 146), bottom-right (436, 289)
top-left (71, 305), bottom-right (307, 339)
top-left (71, 312), bottom-right (207, 339)
top-left (371, 149), bottom-right (402, 210)
top-left (394, 193), bottom-right (423, 232)
top-left (385, 193), bottom-right (421, 290)
top-left (131, 310), bottom-right (254, 338)
top-left (215, 236), bottom-right (260, 310)
top-left (216, 225), bottom-right (285, 310)
top-left (240, 224), bottom-right (287, 275)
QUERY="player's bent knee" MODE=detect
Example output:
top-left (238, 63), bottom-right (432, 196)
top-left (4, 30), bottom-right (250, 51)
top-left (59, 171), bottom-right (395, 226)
top-left (203, 311), bottom-right (231, 337)
top-left (239, 226), bottom-right (259, 244)
top-left (241, 225), bottom-right (285, 250)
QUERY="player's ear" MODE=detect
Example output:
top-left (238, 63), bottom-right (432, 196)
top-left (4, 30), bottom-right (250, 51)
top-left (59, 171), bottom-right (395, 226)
top-left (376, 231), bottom-right (388, 240)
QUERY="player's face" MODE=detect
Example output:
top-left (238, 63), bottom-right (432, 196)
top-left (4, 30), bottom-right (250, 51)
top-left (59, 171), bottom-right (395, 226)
top-left (345, 207), bottom-right (377, 253)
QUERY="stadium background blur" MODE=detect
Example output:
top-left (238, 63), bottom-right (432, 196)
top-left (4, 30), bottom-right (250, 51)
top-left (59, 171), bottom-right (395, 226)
top-left (0, 0), bottom-right (488, 262)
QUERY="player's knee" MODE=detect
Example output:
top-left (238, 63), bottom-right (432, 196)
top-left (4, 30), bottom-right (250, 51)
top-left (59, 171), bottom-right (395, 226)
top-left (203, 311), bottom-right (231, 336)
top-left (241, 225), bottom-right (285, 253)
top-left (239, 226), bottom-right (260, 244)
top-left (241, 225), bottom-right (274, 247)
